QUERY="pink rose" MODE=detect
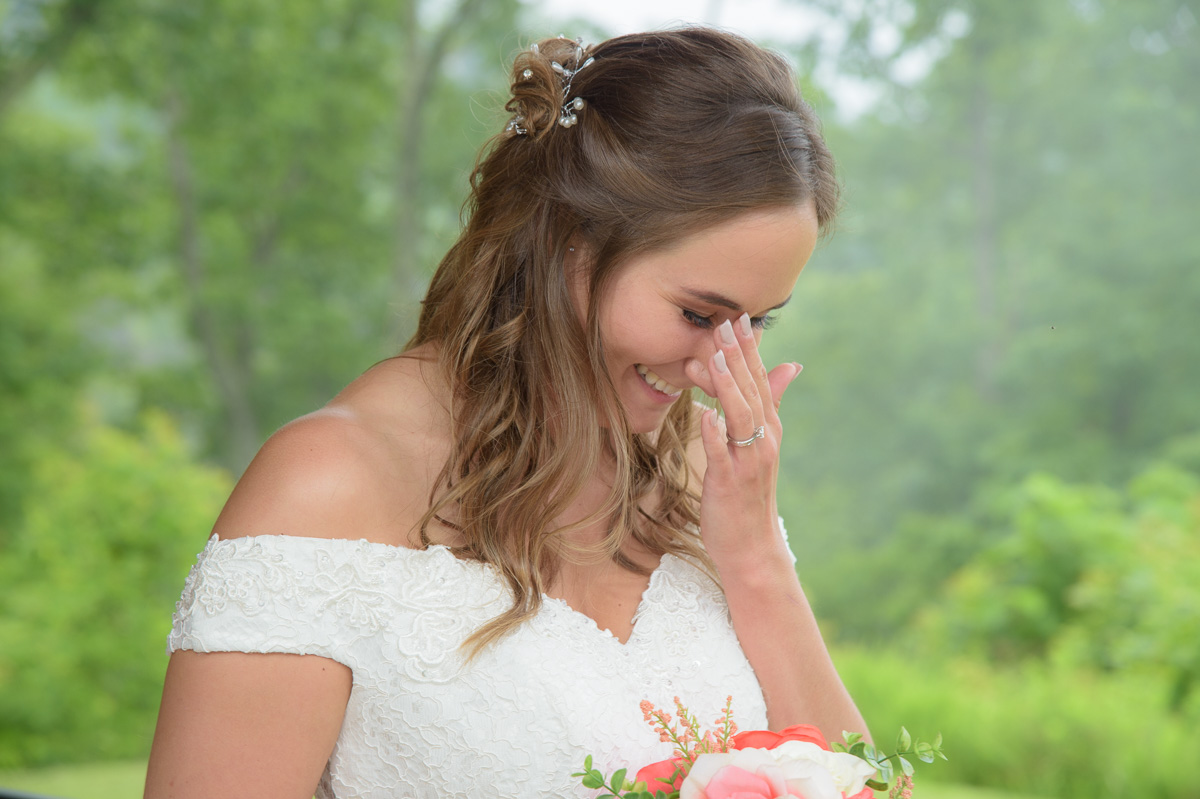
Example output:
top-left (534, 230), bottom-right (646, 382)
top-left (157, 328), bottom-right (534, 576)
top-left (692, 763), bottom-right (790, 799)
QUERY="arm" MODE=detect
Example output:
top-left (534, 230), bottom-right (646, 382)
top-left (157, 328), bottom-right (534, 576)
top-left (145, 410), bottom-right (418, 798)
top-left (684, 316), bottom-right (870, 743)
top-left (144, 651), bottom-right (350, 799)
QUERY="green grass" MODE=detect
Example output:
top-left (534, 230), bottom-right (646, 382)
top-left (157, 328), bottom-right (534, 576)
top-left (0, 760), bottom-right (145, 799)
top-left (918, 784), bottom-right (1052, 799)
top-left (0, 759), bottom-right (1048, 799)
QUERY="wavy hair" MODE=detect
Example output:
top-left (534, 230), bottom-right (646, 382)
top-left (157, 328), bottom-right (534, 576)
top-left (405, 28), bottom-right (838, 655)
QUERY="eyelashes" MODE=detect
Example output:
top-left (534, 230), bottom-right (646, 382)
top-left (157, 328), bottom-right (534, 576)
top-left (682, 309), bottom-right (778, 331)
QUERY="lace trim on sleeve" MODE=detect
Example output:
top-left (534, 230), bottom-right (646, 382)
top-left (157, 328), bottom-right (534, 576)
top-left (168, 534), bottom-right (414, 665)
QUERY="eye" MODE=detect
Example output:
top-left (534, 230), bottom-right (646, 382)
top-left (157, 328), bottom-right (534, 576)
top-left (683, 309), bottom-right (778, 331)
top-left (752, 313), bottom-right (778, 331)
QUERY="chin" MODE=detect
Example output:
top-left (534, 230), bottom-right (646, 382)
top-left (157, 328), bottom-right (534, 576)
top-left (625, 399), bottom-right (686, 436)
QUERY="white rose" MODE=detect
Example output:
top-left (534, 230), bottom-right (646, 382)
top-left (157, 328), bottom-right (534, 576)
top-left (679, 742), bottom-right (875, 799)
top-left (771, 741), bottom-right (877, 796)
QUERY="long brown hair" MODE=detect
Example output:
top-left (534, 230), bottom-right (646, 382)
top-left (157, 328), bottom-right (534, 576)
top-left (406, 28), bottom-right (838, 654)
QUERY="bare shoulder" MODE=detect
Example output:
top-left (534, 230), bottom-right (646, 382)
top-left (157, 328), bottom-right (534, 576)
top-left (212, 348), bottom-right (452, 549)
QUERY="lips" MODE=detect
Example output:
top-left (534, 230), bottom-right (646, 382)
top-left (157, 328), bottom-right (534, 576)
top-left (636, 364), bottom-right (683, 397)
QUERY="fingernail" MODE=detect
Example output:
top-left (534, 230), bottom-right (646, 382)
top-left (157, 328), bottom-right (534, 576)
top-left (718, 319), bottom-right (735, 345)
top-left (714, 350), bottom-right (728, 373)
top-left (737, 313), bottom-right (752, 337)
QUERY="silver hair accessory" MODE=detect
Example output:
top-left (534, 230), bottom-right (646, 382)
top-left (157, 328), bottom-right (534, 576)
top-left (552, 37), bottom-right (595, 128)
top-left (728, 425), bottom-right (766, 447)
top-left (506, 37), bottom-right (594, 135)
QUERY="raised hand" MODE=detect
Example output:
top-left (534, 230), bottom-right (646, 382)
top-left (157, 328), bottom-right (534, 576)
top-left (685, 313), bottom-right (801, 574)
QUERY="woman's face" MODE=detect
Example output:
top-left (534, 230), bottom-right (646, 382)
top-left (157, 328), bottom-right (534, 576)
top-left (591, 203), bottom-right (820, 434)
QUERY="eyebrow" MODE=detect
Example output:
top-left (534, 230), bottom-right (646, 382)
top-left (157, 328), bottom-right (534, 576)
top-left (680, 288), bottom-right (793, 315)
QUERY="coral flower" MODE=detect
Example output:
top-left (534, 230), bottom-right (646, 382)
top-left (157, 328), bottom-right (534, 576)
top-left (731, 723), bottom-right (829, 752)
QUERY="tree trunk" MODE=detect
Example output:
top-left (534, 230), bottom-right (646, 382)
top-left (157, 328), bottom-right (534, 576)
top-left (164, 88), bottom-right (261, 469)
top-left (969, 68), bottom-right (1001, 401)
top-left (392, 0), bottom-right (488, 341)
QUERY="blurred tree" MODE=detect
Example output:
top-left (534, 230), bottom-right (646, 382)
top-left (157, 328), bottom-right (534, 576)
top-left (0, 409), bottom-right (231, 766)
top-left (913, 442), bottom-right (1200, 711)
top-left (0, 0), bottom-right (108, 120)
top-left (2, 0), bottom-right (520, 470)
top-left (769, 0), bottom-right (1200, 636)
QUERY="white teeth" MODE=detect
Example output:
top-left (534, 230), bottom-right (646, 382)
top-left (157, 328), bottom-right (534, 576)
top-left (635, 364), bottom-right (681, 396)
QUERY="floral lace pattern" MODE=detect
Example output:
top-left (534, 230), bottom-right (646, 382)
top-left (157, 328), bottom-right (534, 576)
top-left (169, 533), bottom-right (775, 798)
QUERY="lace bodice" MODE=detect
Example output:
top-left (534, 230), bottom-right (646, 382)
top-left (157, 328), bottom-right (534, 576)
top-left (168, 533), bottom-right (774, 798)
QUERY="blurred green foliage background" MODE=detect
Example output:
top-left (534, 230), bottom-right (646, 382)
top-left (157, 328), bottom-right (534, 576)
top-left (1, 0), bottom-right (1197, 796)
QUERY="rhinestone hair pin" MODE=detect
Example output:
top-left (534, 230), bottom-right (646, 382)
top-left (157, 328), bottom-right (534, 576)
top-left (506, 37), bottom-right (595, 135)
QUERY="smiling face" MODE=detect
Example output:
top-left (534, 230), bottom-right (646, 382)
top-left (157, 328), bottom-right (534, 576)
top-left (589, 203), bottom-right (820, 434)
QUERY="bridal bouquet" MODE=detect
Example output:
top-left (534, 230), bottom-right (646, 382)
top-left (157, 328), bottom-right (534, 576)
top-left (574, 697), bottom-right (946, 799)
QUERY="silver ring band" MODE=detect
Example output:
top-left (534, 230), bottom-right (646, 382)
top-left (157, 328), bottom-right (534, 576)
top-left (728, 425), bottom-right (765, 447)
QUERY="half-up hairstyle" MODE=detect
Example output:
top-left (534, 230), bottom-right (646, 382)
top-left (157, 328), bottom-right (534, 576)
top-left (406, 28), bottom-right (838, 656)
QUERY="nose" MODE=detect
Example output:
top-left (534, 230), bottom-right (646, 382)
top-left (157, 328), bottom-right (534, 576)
top-left (684, 335), bottom-right (720, 397)
top-left (692, 334), bottom-right (719, 367)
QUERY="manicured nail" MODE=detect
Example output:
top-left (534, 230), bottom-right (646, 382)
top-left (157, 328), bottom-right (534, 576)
top-left (714, 350), bottom-right (728, 373)
top-left (737, 313), bottom-right (752, 337)
top-left (719, 319), bottom-right (735, 345)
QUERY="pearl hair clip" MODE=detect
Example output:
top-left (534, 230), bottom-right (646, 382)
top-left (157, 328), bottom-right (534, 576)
top-left (507, 37), bottom-right (595, 135)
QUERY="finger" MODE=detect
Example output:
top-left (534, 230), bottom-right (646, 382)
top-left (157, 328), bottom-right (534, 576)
top-left (709, 347), bottom-right (757, 445)
top-left (685, 357), bottom-right (716, 399)
top-left (733, 313), bottom-right (775, 422)
top-left (700, 407), bottom-right (732, 480)
top-left (767, 362), bottom-right (802, 411)
top-left (715, 320), bottom-right (762, 431)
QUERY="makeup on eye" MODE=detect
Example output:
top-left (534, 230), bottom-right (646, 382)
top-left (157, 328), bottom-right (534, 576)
top-left (675, 287), bottom-right (790, 332)
top-left (682, 308), bottom-right (778, 331)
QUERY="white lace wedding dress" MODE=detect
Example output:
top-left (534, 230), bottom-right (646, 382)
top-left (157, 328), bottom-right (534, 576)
top-left (168, 531), bottom-right (779, 798)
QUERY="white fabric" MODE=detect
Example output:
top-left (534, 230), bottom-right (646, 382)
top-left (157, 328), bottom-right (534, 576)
top-left (168, 528), bottom-right (788, 798)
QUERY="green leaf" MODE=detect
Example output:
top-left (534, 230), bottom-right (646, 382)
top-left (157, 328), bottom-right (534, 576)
top-left (585, 755), bottom-right (594, 770)
top-left (866, 779), bottom-right (889, 791)
top-left (897, 726), bottom-right (912, 751)
top-left (899, 756), bottom-right (914, 777)
top-left (612, 768), bottom-right (627, 790)
top-left (843, 731), bottom-right (864, 746)
top-left (934, 733), bottom-right (943, 750)
top-left (582, 772), bottom-right (604, 789)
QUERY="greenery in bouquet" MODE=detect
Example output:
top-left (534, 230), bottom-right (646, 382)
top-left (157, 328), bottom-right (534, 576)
top-left (575, 697), bottom-right (946, 799)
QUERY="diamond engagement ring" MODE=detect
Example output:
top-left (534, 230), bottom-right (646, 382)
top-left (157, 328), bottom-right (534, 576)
top-left (728, 426), bottom-right (765, 447)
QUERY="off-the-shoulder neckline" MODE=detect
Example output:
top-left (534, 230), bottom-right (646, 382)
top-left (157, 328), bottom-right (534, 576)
top-left (199, 532), bottom-right (693, 646)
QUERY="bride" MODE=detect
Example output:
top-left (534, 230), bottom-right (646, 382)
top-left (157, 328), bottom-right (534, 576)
top-left (144, 27), bottom-right (869, 799)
